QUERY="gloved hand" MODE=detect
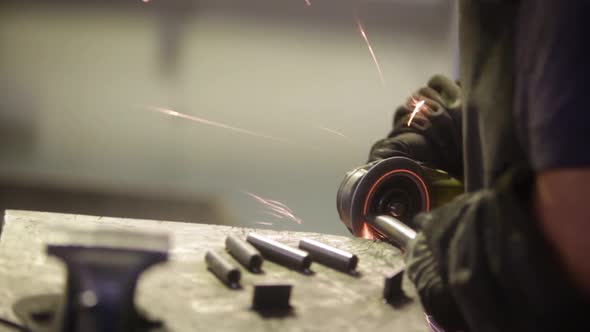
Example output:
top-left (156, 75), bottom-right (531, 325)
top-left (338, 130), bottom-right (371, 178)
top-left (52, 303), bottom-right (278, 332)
top-left (405, 167), bottom-right (590, 332)
top-left (369, 75), bottom-right (463, 179)
top-left (406, 228), bottom-right (470, 332)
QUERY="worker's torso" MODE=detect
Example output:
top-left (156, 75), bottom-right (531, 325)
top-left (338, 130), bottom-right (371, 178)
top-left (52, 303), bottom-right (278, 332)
top-left (459, 0), bottom-right (527, 192)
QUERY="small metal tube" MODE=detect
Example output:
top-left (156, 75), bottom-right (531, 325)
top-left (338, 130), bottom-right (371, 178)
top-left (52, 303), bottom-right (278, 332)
top-left (226, 235), bottom-right (264, 272)
top-left (246, 233), bottom-right (311, 271)
top-left (298, 238), bottom-right (358, 273)
top-left (369, 215), bottom-right (417, 250)
top-left (205, 251), bottom-right (241, 289)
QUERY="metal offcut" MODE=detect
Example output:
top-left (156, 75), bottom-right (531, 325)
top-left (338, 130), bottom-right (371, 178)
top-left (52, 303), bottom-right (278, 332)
top-left (205, 251), bottom-right (241, 289)
top-left (298, 238), bottom-right (358, 273)
top-left (247, 233), bottom-right (311, 271)
top-left (252, 284), bottom-right (293, 311)
top-left (226, 235), bottom-right (264, 272)
top-left (369, 215), bottom-right (417, 250)
top-left (383, 269), bottom-right (405, 303)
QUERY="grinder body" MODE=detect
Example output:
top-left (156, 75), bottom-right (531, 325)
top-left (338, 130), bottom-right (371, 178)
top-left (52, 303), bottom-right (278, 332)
top-left (337, 157), bottom-right (463, 248)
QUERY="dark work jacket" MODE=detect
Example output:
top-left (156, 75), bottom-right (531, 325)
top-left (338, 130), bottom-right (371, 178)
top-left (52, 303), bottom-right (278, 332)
top-left (371, 1), bottom-right (590, 331)
top-left (420, 1), bottom-right (590, 331)
top-left (459, 1), bottom-right (525, 192)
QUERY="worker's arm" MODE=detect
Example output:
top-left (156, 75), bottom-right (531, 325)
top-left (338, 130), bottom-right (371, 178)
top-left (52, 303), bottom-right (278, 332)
top-left (369, 75), bottom-right (463, 179)
top-left (535, 171), bottom-right (590, 295)
top-left (517, 1), bottom-right (590, 296)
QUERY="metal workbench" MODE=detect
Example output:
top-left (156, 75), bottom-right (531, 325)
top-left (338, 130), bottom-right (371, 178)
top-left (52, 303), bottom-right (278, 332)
top-left (0, 210), bottom-right (429, 331)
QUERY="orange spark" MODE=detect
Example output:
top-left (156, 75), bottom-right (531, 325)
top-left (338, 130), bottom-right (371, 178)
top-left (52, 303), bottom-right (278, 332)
top-left (148, 107), bottom-right (290, 144)
top-left (355, 15), bottom-right (386, 86)
top-left (407, 100), bottom-right (425, 126)
top-left (361, 222), bottom-right (376, 240)
top-left (244, 191), bottom-right (303, 224)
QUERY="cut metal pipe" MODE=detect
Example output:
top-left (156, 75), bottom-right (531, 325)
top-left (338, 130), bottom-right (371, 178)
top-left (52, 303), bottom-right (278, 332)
top-left (246, 233), bottom-right (311, 271)
top-left (368, 215), bottom-right (417, 250)
top-left (226, 235), bottom-right (264, 272)
top-left (298, 238), bottom-right (358, 273)
top-left (205, 251), bottom-right (241, 289)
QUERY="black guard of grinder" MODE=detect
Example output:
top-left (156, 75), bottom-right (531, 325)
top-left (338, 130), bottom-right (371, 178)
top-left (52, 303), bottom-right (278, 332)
top-left (337, 156), bottom-right (463, 248)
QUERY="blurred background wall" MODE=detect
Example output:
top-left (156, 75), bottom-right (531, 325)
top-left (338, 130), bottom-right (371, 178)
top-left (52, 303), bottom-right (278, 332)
top-left (0, 0), bottom-right (457, 235)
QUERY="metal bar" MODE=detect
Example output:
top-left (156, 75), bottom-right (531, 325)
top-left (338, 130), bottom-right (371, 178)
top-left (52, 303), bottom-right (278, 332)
top-left (225, 235), bottom-right (264, 273)
top-left (246, 233), bottom-right (311, 271)
top-left (205, 251), bottom-right (241, 289)
top-left (298, 238), bottom-right (358, 273)
top-left (369, 215), bottom-right (417, 250)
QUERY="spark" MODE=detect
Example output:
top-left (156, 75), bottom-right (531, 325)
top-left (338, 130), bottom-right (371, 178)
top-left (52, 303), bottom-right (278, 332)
top-left (264, 211), bottom-right (285, 219)
top-left (424, 314), bottom-right (445, 332)
top-left (314, 124), bottom-right (352, 141)
top-left (355, 15), bottom-right (386, 86)
top-left (305, 0), bottom-right (311, 6)
top-left (244, 191), bottom-right (303, 224)
top-left (361, 222), bottom-right (376, 240)
top-left (147, 107), bottom-right (290, 144)
top-left (407, 100), bottom-right (425, 126)
top-left (265, 199), bottom-right (292, 210)
top-left (255, 221), bottom-right (274, 226)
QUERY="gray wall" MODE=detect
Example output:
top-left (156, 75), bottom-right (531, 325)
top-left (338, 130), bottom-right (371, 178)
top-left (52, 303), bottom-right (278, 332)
top-left (0, 0), bottom-right (457, 235)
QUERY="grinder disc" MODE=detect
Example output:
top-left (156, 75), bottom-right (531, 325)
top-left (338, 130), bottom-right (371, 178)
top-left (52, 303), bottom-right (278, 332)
top-left (337, 157), bottom-right (431, 238)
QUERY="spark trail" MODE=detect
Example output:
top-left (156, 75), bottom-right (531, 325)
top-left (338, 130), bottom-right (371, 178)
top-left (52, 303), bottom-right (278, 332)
top-left (148, 107), bottom-right (290, 144)
top-left (424, 315), bottom-right (445, 332)
top-left (355, 15), bottom-right (386, 86)
top-left (244, 191), bottom-right (303, 225)
top-left (314, 124), bottom-right (352, 141)
top-left (407, 99), bottom-right (425, 126)
top-left (361, 223), bottom-right (376, 240)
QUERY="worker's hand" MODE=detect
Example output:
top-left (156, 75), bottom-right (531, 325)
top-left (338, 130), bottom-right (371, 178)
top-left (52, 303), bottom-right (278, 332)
top-left (406, 167), bottom-right (590, 331)
top-left (406, 230), bottom-right (469, 332)
top-left (369, 75), bottom-right (463, 179)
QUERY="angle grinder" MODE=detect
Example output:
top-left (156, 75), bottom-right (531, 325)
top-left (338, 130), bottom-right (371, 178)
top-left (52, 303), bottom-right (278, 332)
top-left (337, 157), bottom-right (463, 249)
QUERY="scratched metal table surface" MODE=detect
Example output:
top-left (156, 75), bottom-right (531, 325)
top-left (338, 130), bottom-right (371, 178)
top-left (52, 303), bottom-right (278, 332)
top-left (0, 210), bottom-right (429, 332)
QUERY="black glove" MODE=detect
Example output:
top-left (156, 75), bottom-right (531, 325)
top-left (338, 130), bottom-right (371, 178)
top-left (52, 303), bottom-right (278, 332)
top-left (406, 167), bottom-right (590, 331)
top-left (406, 232), bottom-right (470, 332)
top-left (369, 75), bottom-right (463, 179)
